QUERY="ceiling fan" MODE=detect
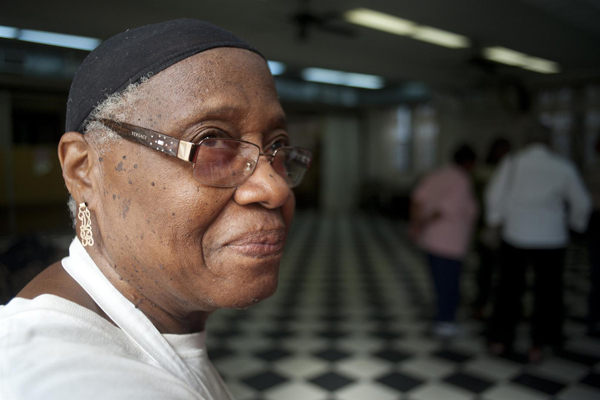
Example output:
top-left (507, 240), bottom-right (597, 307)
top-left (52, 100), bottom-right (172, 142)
top-left (291, 0), bottom-right (356, 42)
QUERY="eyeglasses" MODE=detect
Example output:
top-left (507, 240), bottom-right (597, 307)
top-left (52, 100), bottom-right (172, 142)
top-left (95, 119), bottom-right (312, 188)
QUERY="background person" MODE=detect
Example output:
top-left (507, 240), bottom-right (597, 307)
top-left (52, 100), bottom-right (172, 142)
top-left (410, 144), bottom-right (479, 339)
top-left (485, 125), bottom-right (591, 362)
top-left (472, 137), bottom-right (512, 320)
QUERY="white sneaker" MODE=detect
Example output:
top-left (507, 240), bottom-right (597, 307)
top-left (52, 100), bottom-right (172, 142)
top-left (432, 322), bottom-right (463, 339)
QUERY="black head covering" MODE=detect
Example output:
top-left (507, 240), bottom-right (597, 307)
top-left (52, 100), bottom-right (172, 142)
top-left (66, 19), bottom-right (263, 133)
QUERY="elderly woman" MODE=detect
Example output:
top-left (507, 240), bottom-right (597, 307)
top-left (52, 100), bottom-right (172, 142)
top-left (0, 19), bottom-right (311, 399)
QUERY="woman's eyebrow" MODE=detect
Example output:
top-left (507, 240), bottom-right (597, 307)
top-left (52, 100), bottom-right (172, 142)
top-left (194, 105), bottom-right (287, 130)
top-left (198, 105), bottom-right (244, 121)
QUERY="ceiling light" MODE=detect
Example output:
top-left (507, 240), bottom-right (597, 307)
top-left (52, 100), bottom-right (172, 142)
top-left (267, 60), bottom-right (286, 76)
top-left (345, 8), bottom-right (470, 50)
top-left (344, 8), bottom-right (416, 36)
top-left (301, 67), bottom-right (384, 89)
top-left (521, 56), bottom-right (560, 74)
top-left (412, 26), bottom-right (470, 49)
top-left (483, 46), bottom-right (560, 74)
top-left (18, 29), bottom-right (101, 51)
top-left (0, 25), bottom-right (18, 39)
top-left (483, 47), bottom-right (528, 66)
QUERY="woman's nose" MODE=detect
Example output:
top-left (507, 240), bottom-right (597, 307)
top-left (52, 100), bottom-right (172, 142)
top-left (233, 157), bottom-right (291, 209)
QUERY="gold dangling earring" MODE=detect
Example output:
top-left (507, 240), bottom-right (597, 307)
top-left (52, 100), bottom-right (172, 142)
top-left (78, 202), bottom-right (94, 247)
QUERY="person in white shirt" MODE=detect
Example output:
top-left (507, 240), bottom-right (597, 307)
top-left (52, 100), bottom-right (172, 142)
top-left (0, 19), bottom-right (312, 400)
top-left (485, 125), bottom-right (591, 362)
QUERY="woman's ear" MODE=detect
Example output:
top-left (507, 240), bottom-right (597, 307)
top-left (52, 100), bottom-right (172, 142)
top-left (58, 131), bottom-right (97, 207)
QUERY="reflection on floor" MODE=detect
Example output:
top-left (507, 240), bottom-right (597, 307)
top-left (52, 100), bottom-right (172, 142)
top-left (206, 212), bottom-right (600, 400)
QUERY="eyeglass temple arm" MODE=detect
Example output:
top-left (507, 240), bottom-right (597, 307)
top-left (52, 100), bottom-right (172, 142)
top-left (98, 119), bottom-right (196, 162)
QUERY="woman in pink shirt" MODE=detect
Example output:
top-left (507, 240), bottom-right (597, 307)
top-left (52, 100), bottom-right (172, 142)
top-left (410, 145), bottom-right (479, 339)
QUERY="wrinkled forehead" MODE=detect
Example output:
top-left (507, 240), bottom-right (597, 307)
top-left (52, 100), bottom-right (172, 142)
top-left (112, 48), bottom-right (281, 130)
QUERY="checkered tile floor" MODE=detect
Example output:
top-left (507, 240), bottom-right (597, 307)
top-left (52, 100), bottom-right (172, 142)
top-left (204, 212), bottom-right (600, 400)
top-left (2, 212), bottom-right (599, 399)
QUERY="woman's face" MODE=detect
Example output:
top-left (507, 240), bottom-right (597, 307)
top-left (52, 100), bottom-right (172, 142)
top-left (90, 48), bottom-right (294, 317)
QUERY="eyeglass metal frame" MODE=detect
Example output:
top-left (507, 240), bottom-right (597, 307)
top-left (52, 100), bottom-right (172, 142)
top-left (94, 118), bottom-right (311, 188)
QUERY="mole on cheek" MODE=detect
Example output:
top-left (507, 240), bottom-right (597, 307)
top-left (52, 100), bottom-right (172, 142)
top-left (134, 164), bottom-right (138, 169)
top-left (115, 162), bottom-right (124, 172)
top-left (121, 198), bottom-right (131, 219)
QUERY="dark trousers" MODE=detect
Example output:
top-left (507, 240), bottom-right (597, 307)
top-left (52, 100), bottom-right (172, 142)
top-left (488, 242), bottom-right (565, 347)
top-left (427, 253), bottom-right (462, 323)
top-left (473, 242), bottom-right (498, 310)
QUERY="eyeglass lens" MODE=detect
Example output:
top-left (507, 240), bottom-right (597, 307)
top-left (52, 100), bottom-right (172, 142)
top-left (272, 147), bottom-right (311, 188)
top-left (193, 139), bottom-right (258, 187)
top-left (192, 139), bottom-right (309, 188)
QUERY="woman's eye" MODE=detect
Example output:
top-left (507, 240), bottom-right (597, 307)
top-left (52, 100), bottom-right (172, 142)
top-left (198, 129), bottom-right (229, 141)
top-left (268, 140), bottom-right (288, 153)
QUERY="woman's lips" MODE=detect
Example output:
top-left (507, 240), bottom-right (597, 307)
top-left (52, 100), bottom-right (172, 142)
top-left (225, 229), bottom-right (286, 258)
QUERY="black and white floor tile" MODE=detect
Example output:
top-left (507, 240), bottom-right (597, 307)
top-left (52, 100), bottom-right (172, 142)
top-left (205, 212), bottom-right (600, 400)
top-left (2, 212), bottom-right (599, 399)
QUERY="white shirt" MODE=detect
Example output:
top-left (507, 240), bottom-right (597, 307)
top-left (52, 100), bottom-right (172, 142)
top-left (485, 144), bottom-right (591, 248)
top-left (0, 239), bottom-right (233, 400)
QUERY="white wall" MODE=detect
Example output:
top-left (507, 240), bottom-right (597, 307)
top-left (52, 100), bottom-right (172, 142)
top-left (292, 87), bottom-right (555, 213)
top-left (362, 89), bottom-right (534, 195)
top-left (320, 115), bottom-right (361, 213)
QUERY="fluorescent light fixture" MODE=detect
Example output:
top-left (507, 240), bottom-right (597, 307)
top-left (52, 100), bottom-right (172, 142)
top-left (483, 47), bottom-right (527, 66)
top-left (0, 25), bottom-right (18, 39)
top-left (483, 46), bottom-right (560, 74)
top-left (412, 26), bottom-right (470, 48)
top-left (344, 8), bottom-right (416, 36)
top-left (18, 29), bottom-right (100, 51)
top-left (0, 25), bottom-right (100, 50)
top-left (267, 60), bottom-right (286, 75)
top-left (301, 67), bottom-right (384, 89)
top-left (522, 56), bottom-right (560, 74)
top-left (345, 8), bottom-right (470, 50)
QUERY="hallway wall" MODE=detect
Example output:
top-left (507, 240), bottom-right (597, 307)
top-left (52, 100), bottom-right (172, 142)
top-left (362, 89), bottom-right (540, 192)
top-left (320, 116), bottom-right (361, 213)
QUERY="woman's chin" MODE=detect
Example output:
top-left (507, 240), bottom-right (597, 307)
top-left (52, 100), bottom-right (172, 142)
top-left (223, 279), bottom-right (279, 310)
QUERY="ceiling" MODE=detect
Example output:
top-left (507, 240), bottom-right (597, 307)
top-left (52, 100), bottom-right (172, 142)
top-left (1, 0), bottom-right (600, 93)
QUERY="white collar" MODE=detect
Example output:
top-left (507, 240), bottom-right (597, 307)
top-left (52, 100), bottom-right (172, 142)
top-left (61, 238), bottom-right (211, 396)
